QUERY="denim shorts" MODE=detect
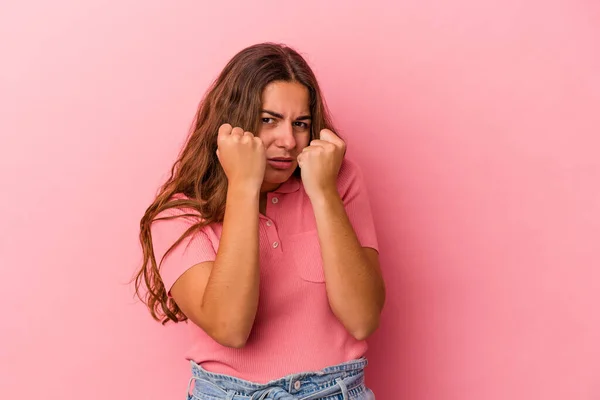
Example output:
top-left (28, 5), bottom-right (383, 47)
top-left (186, 358), bottom-right (376, 400)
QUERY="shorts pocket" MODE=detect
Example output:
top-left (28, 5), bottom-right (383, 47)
top-left (287, 230), bottom-right (325, 283)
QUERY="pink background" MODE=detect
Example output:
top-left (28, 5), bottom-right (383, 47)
top-left (1, 1), bottom-right (599, 399)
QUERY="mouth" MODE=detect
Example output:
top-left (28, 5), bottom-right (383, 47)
top-left (267, 157), bottom-right (295, 170)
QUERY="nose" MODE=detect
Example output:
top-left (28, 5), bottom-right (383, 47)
top-left (274, 124), bottom-right (296, 150)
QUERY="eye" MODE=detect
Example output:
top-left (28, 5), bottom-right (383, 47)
top-left (261, 117), bottom-right (275, 124)
top-left (293, 121), bottom-right (309, 129)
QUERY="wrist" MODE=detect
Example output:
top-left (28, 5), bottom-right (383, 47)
top-left (308, 187), bottom-right (341, 206)
top-left (227, 182), bottom-right (261, 200)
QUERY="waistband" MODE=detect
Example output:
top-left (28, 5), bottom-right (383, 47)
top-left (188, 358), bottom-right (368, 400)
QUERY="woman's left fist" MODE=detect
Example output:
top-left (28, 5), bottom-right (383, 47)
top-left (297, 129), bottom-right (346, 200)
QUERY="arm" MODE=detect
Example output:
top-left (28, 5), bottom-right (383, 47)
top-left (169, 124), bottom-right (265, 348)
top-left (297, 129), bottom-right (385, 340)
top-left (311, 190), bottom-right (385, 340)
top-left (170, 185), bottom-right (260, 348)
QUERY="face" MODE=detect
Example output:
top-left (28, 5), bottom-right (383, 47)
top-left (257, 80), bottom-right (312, 192)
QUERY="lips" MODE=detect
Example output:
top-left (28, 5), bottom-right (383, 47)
top-left (267, 157), bottom-right (295, 170)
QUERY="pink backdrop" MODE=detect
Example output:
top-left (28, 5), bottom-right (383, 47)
top-left (1, 1), bottom-right (599, 399)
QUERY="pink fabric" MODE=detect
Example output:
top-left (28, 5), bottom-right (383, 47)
top-left (150, 157), bottom-right (379, 383)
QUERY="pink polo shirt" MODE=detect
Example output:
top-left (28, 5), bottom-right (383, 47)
top-left (151, 157), bottom-right (379, 383)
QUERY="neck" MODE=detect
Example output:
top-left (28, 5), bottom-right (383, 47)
top-left (259, 192), bottom-right (268, 215)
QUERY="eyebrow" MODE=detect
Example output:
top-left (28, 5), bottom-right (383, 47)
top-left (261, 109), bottom-right (312, 121)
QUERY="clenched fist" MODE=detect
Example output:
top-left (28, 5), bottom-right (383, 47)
top-left (297, 129), bottom-right (346, 200)
top-left (216, 123), bottom-right (266, 191)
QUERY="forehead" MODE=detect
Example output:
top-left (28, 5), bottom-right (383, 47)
top-left (261, 81), bottom-right (310, 114)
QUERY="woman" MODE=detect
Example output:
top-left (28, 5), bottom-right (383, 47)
top-left (134, 42), bottom-right (385, 400)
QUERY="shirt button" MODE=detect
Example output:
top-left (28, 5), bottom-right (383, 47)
top-left (294, 381), bottom-right (301, 390)
top-left (266, 220), bottom-right (272, 227)
top-left (272, 241), bottom-right (279, 249)
top-left (271, 197), bottom-right (279, 204)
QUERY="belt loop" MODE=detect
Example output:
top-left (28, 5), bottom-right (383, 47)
top-left (250, 389), bottom-right (271, 400)
top-left (226, 390), bottom-right (236, 400)
top-left (186, 377), bottom-right (195, 398)
top-left (336, 378), bottom-right (349, 400)
top-left (259, 391), bottom-right (270, 400)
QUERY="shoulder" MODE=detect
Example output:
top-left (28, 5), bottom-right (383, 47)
top-left (338, 157), bottom-right (363, 178)
top-left (153, 194), bottom-right (203, 222)
top-left (150, 194), bottom-right (218, 257)
top-left (150, 194), bottom-right (206, 239)
top-left (336, 157), bottom-right (367, 196)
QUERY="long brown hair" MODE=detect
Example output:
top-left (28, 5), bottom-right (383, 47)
top-left (134, 42), bottom-right (338, 324)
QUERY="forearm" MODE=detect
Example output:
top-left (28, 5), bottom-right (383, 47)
top-left (311, 189), bottom-right (385, 340)
top-left (202, 185), bottom-right (260, 345)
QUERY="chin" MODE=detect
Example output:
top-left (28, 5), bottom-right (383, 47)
top-left (263, 168), bottom-right (294, 185)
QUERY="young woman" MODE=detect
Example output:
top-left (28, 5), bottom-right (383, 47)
top-left (134, 42), bottom-right (385, 400)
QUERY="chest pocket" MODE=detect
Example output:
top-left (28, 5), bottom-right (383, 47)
top-left (286, 230), bottom-right (325, 283)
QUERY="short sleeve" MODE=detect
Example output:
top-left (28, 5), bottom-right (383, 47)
top-left (150, 208), bottom-right (217, 296)
top-left (337, 158), bottom-right (379, 252)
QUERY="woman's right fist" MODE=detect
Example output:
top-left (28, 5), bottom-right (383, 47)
top-left (216, 123), bottom-right (266, 190)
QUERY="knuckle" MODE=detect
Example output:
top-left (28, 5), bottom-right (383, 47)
top-left (219, 124), bottom-right (232, 135)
